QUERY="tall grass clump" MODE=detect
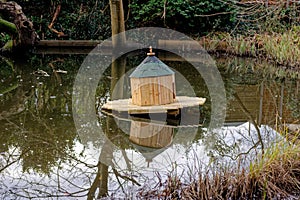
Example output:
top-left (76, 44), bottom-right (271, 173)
top-left (202, 29), bottom-right (300, 70)
top-left (249, 141), bottom-right (300, 198)
top-left (138, 139), bottom-right (300, 199)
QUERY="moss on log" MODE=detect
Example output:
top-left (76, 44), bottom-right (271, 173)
top-left (2, 39), bottom-right (13, 51)
top-left (0, 18), bottom-right (16, 34)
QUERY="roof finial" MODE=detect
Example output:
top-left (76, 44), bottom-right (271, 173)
top-left (147, 46), bottom-right (155, 56)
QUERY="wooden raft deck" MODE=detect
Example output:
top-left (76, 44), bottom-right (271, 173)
top-left (101, 96), bottom-right (206, 116)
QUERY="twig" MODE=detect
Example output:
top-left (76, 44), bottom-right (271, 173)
top-left (195, 11), bottom-right (234, 17)
top-left (48, 4), bottom-right (67, 37)
top-left (233, 92), bottom-right (264, 154)
top-left (112, 168), bottom-right (141, 186)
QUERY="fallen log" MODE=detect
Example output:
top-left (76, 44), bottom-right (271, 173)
top-left (0, 1), bottom-right (39, 50)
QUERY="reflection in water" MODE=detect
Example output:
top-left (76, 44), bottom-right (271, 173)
top-left (129, 120), bottom-right (173, 165)
top-left (110, 55), bottom-right (126, 100)
top-left (130, 121), bottom-right (173, 148)
top-left (0, 55), bottom-right (298, 198)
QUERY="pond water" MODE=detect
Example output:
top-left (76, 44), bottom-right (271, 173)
top-left (0, 53), bottom-right (299, 199)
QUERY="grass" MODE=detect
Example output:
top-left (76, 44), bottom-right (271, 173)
top-left (137, 138), bottom-right (300, 199)
top-left (200, 28), bottom-right (300, 72)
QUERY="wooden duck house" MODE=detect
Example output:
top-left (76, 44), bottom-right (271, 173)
top-left (129, 47), bottom-right (176, 106)
top-left (101, 47), bottom-right (206, 117)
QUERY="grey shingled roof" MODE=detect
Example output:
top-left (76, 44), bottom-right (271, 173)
top-left (129, 56), bottom-right (174, 78)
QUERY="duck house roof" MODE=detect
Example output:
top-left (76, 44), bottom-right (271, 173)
top-left (130, 55), bottom-right (174, 78)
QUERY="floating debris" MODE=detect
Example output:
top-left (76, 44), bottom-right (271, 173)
top-left (33, 69), bottom-right (50, 77)
top-left (55, 69), bottom-right (67, 74)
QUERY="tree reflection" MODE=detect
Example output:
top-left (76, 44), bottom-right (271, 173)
top-left (0, 56), bottom-right (100, 199)
top-left (87, 147), bottom-right (109, 199)
top-left (0, 56), bottom-right (78, 175)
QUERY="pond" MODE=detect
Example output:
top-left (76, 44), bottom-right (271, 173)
top-left (0, 52), bottom-right (299, 199)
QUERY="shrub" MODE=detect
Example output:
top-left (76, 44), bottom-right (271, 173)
top-left (128, 0), bottom-right (236, 36)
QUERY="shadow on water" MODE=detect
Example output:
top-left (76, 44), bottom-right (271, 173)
top-left (0, 53), bottom-right (299, 199)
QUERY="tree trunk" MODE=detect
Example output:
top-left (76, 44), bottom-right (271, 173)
top-left (109, 0), bottom-right (126, 100)
top-left (0, 1), bottom-right (39, 49)
top-left (109, 0), bottom-right (126, 47)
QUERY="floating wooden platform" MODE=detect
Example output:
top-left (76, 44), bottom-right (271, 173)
top-left (105, 112), bottom-right (203, 128)
top-left (101, 96), bottom-right (206, 116)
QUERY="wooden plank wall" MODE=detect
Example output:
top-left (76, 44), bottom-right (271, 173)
top-left (131, 75), bottom-right (175, 106)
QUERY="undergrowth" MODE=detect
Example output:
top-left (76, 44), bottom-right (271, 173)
top-left (138, 138), bottom-right (300, 199)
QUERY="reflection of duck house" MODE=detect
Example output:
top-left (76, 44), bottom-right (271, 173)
top-left (129, 120), bottom-right (174, 165)
top-left (129, 120), bottom-right (173, 148)
top-left (101, 46), bottom-right (206, 117)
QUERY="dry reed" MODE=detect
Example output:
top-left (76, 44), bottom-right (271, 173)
top-left (137, 140), bottom-right (300, 199)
